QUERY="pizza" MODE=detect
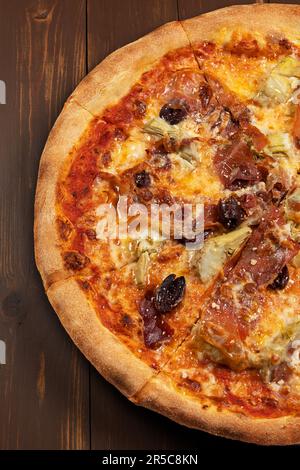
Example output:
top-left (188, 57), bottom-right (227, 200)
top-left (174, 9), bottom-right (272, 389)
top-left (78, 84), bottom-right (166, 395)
top-left (35, 4), bottom-right (300, 444)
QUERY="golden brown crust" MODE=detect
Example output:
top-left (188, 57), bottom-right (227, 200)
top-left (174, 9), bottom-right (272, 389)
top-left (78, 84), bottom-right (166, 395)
top-left (47, 278), bottom-right (153, 397)
top-left (70, 21), bottom-right (190, 115)
top-left (181, 4), bottom-right (300, 45)
top-left (34, 100), bottom-right (95, 289)
top-left (135, 374), bottom-right (300, 445)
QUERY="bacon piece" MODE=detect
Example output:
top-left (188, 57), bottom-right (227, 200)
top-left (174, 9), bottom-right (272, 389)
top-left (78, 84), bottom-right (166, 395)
top-left (199, 207), bottom-right (299, 370)
top-left (214, 141), bottom-right (263, 190)
top-left (292, 103), bottom-right (300, 149)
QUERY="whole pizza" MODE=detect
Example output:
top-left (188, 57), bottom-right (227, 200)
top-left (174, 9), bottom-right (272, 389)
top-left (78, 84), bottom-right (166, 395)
top-left (35, 4), bottom-right (300, 444)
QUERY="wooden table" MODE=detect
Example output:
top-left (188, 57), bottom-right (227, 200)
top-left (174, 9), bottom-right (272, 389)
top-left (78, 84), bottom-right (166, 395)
top-left (0, 0), bottom-right (298, 450)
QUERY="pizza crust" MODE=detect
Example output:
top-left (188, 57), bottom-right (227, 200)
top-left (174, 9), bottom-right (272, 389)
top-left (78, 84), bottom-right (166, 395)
top-left (135, 374), bottom-right (300, 445)
top-left (70, 21), bottom-right (192, 116)
top-left (181, 4), bottom-right (300, 45)
top-left (47, 277), bottom-right (153, 397)
top-left (34, 100), bottom-right (95, 289)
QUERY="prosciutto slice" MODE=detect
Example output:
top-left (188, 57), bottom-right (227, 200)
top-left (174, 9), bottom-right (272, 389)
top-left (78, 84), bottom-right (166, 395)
top-left (206, 74), bottom-right (268, 151)
top-left (214, 140), bottom-right (264, 190)
top-left (199, 207), bottom-right (299, 370)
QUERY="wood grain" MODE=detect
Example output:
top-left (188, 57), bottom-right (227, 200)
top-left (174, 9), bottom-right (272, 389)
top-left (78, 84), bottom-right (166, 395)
top-left (0, 0), bottom-right (89, 450)
top-left (177, 0), bottom-right (258, 20)
top-left (87, 0), bottom-right (178, 72)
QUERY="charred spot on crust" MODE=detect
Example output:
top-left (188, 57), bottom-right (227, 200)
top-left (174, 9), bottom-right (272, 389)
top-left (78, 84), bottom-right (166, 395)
top-left (57, 218), bottom-right (72, 241)
top-left (114, 127), bottom-right (127, 141)
top-left (268, 265), bottom-right (289, 290)
top-left (101, 151), bottom-right (112, 167)
top-left (85, 229), bottom-right (97, 240)
top-left (183, 378), bottom-right (202, 392)
top-left (132, 100), bottom-right (147, 119)
top-left (79, 280), bottom-right (90, 290)
top-left (63, 251), bottom-right (89, 271)
top-left (154, 274), bottom-right (186, 313)
top-left (121, 314), bottom-right (134, 328)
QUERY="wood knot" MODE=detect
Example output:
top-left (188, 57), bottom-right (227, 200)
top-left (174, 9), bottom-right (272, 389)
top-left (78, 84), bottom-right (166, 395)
top-left (2, 292), bottom-right (23, 319)
top-left (33, 10), bottom-right (49, 21)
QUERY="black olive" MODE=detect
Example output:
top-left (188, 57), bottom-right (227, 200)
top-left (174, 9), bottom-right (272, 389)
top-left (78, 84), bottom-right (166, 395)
top-left (159, 104), bottom-right (187, 125)
top-left (268, 265), bottom-right (289, 290)
top-left (154, 274), bottom-right (186, 313)
top-left (134, 170), bottom-right (151, 188)
top-left (218, 196), bottom-right (245, 230)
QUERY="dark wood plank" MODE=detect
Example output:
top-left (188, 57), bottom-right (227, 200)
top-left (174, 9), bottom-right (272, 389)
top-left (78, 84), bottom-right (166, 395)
top-left (270, 0), bottom-right (300, 4)
top-left (87, 0), bottom-right (178, 71)
top-left (178, 0), bottom-right (260, 20)
top-left (0, 0), bottom-right (90, 450)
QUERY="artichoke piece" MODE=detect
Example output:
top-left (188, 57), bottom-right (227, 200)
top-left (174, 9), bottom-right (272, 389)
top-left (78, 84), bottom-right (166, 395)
top-left (287, 187), bottom-right (300, 205)
top-left (143, 117), bottom-right (198, 142)
top-left (134, 252), bottom-right (150, 287)
top-left (180, 141), bottom-right (202, 164)
top-left (170, 141), bottom-right (202, 171)
top-left (196, 226), bottom-right (252, 284)
top-left (276, 56), bottom-right (300, 78)
top-left (143, 117), bottom-right (178, 140)
top-left (137, 238), bottom-right (162, 256)
top-left (249, 320), bottom-right (300, 371)
top-left (292, 252), bottom-right (300, 268)
top-left (263, 74), bottom-right (292, 104)
top-left (286, 188), bottom-right (300, 226)
top-left (265, 132), bottom-right (291, 157)
top-left (290, 223), bottom-right (300, 242)
top-left (109, 239), bottom-right (138, 269)
top-left (257, 56), bottom-right (300, 105)
top-left (134, 237), bottom-right (163, 287)
top-left (170, 153), bottom-right (195, 171)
